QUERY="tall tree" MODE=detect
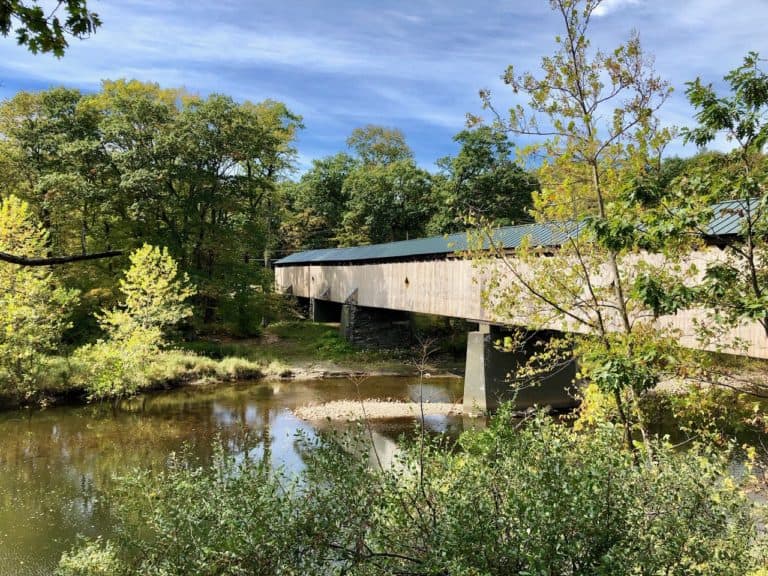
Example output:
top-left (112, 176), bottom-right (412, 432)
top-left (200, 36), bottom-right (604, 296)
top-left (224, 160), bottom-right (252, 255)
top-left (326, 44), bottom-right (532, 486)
top-left (0, 196), bottom-right (78, 395)
top-left (338, 125), bottom-right (434, 245)
top-left (0, 88), bottom-right (120, 266)
top-left (346, 124), bottom-right (412, 165)
top-left (279, 153), bottom-right (357, 250)
top-left (0, 0), bottom-right (119, 267)
top-left (477, 0), bottom-right (686, 452)
top-left (338, 159), bottom-right (433, 246)
top-left (431, 126), bottom-right (537, 233)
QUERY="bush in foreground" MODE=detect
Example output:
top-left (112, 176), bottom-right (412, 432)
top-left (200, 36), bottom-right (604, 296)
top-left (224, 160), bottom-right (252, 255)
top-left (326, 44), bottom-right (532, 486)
top-left (57, 411), bottom-right (765, 576)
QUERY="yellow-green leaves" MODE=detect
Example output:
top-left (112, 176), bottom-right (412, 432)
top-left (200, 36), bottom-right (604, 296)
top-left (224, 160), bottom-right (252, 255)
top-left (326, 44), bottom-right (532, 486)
top-left (76, 245), bottom-right (195, 401)
top-left (115, 244), bottom-right (194, 335)
top-left (0, 196), bottom-right (78, 397)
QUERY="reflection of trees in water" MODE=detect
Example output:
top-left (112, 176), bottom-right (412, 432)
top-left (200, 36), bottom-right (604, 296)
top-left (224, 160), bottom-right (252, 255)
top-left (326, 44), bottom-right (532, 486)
top-left (0, 376), bottom-right (466, 576)
top-left (0, 394), bottom-right (283, 575)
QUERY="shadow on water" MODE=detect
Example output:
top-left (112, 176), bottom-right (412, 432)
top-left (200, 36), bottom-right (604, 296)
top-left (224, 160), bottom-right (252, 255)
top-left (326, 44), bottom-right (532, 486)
top-left (0, 376), bottom-right (469, 576)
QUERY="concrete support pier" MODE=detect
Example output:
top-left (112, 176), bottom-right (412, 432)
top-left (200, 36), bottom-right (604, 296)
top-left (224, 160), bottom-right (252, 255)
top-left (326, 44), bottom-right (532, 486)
top-left (463, 325), bottom-right (578, 414)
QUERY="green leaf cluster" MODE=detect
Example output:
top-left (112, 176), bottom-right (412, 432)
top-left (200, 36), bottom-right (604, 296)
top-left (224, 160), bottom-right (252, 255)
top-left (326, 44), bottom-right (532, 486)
top-left (0, 195), bottom-right (78, 397)
top-left (73, 245), bottom-right (194, 401)
top-left (0, 0), bottom-right (100, 57)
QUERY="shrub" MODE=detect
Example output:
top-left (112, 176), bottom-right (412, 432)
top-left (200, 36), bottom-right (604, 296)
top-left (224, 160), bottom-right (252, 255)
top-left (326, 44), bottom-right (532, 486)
top-left (75, 245), bottom-right (195, 400)
top-left (59, 412), bottom-right (765, 575)
top-left (0, 196), bottom-right (78, 398)
top-left (56, 540), bottom-right (124, 576)
top-left (72, 327), bottom-right (160, 401)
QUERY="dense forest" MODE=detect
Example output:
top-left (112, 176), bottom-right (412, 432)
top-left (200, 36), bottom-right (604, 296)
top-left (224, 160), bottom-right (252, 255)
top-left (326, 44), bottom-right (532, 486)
top-left (0, 82), bottom-right (541, 337)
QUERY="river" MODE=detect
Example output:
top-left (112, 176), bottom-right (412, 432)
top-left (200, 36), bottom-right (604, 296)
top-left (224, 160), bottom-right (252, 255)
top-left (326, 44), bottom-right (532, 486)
top-left (0, 376), bottom-right (468, 576)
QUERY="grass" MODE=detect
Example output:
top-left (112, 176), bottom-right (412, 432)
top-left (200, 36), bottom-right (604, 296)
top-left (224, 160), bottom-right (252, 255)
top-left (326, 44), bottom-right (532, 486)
top-left (0, 321), bottom-right (425, 408)
top-left (144, 351), bottom-right (291, 383)
top-left (180, 321), bottom-right (402, 368)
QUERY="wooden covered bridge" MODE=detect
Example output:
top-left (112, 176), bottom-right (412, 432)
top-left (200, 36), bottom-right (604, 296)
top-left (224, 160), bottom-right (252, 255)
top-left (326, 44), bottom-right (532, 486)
top-left (274, 204), bottom-right (767, 412)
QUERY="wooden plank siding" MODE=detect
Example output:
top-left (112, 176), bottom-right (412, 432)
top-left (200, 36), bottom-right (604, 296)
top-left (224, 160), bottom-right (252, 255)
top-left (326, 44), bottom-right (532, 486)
top-left (275, 249), bottom-right (768, 359)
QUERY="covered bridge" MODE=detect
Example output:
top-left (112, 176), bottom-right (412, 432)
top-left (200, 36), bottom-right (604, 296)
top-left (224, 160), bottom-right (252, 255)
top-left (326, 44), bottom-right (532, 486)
top-left (274, 200), bottom-right (766, 412)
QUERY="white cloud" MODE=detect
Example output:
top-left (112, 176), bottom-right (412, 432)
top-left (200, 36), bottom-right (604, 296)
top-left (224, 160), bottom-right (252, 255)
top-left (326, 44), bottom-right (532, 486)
top-left (0, 0), bottom-right (765, 166)
top-left (593, 0), bottom-right (642, 17)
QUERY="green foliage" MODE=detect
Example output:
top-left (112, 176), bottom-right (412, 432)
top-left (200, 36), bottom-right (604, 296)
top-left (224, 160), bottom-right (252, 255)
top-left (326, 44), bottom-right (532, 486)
top-left (431, 126), bottom-right (537, 233)
top-left (475, 0), bottom-right (700, 450)
top-left (59, 413), bottom-right (765, 575)
top-left (645, 385), bottom-right (768, 445)
top-left (0, 195), bottom-right (78, 397)
top-left (683, 51), bottom-right (768, 152)
top-left (279, 124), bottom-right (540, 248)
top-left (346, 124), bottom-right (412, 165)
top-left (56, 540), bottom-right (123, 576)
top-left (631, 271), bottom-right (698, 317)
top-left (0, 0), bottom-right (100, 56)
top-left (0, 80), bottom-right (301, 331)
top-left (675, 53), bottom-right (768, 343)
top-left (279, 152), bottom-right (357, 250)
top-left (339, 159), bottom-right (434, 245)
top-left (74, 245), bottom-right (194, 400)
top-left (72, 328), bottom-right (159, 401)
top-left (101, 244), bottom-right (194, 337)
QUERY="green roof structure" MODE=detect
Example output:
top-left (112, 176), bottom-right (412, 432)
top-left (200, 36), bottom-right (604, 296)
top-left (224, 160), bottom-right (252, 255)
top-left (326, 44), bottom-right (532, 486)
top-left (274, 198), bottom-right (757, 266)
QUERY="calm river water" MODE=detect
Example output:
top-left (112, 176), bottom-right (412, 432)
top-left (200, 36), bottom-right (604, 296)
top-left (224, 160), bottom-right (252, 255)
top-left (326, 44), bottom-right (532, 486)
top-left (0, 376), bottom-right (468, 576)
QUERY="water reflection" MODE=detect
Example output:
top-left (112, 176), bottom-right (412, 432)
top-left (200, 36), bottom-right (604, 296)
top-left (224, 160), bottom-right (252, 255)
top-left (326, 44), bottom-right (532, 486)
top-left (0, 376), bottom-right (466, 576)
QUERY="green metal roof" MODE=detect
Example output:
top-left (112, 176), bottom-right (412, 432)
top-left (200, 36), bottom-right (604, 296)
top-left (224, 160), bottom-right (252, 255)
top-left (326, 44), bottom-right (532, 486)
top-left (705, 198), bottom-right (759, 236)
top-left (275, 221), bottom-right (582, 265)
top-left (274, 199), bottom-right (756, 266)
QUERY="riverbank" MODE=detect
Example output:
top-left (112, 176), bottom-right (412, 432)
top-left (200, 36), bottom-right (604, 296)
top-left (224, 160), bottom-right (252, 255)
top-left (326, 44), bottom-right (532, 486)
top-left (1, 321), bottom-right (462, 410)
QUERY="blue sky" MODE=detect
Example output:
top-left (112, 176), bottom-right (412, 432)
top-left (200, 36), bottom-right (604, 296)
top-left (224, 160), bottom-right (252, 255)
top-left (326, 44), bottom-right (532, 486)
top-left (1, 0), bottom-right (766, 173)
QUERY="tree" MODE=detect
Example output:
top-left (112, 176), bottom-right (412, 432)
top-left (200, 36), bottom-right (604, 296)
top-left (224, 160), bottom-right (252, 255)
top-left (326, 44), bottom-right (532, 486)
top-left (279, 153), bottom-right (357, 250)
top-left (679, 52), bottom-right (768, 341)
top-left (333, 126), bottom-right (434, 246)
top-left (75, 245), bottom-right (194, 400)
top-left (99, 244), bottom-right (194, 338)
top-left (346, 124), bottom-right (412, 165)
top-left (0, 195), bottom-right (78, 396)
top-left (0, 0), bottom-right (100, 56)
top-left (338, 159), bottom-right (434, 245)
top-left (0, 87), bottom-right (114, 256)
top-left (0, 87), bottom-right (121, 267)
top-left (0, 1), bottom-right (114, 267)
top-left (431, 126), bottom-right (537, 233)
top-left (1, 80), bottom-right (301, 324)
top-left (476, 0), bottom-right (687, 451)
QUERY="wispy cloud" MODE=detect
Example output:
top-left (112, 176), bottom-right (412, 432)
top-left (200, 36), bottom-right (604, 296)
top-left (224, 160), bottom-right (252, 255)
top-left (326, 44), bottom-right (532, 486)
top-left (0, 0), bottom-right (765, 167)
top-left (593, 0), bottom-right (642, 17)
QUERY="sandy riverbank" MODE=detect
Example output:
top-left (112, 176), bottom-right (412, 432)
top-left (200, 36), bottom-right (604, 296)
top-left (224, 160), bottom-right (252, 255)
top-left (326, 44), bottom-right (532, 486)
top-left (293, 399), bottom-right (465, 421)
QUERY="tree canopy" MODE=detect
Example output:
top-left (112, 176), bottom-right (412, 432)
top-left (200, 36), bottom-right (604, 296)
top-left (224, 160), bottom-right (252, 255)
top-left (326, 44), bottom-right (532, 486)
top-left (0, 80), bottom-right (302, 329)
